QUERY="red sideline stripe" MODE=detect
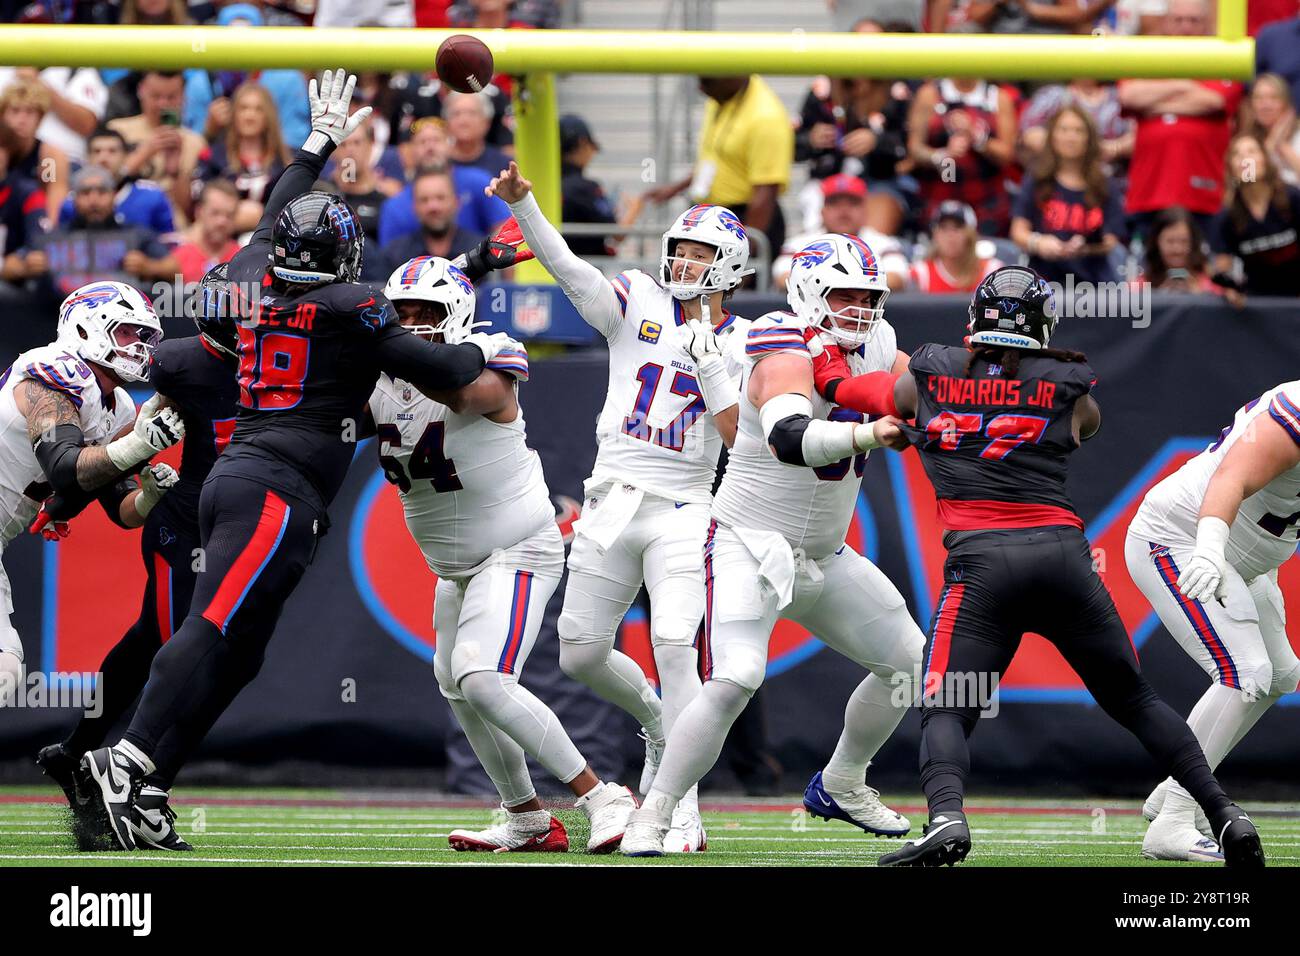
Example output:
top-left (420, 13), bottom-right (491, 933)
top-left (201, 491), bottom-right (290, 634)
top-left (937, 498), bottom-right (1083, 532)
top-left (154, 552), bottom-right (173, 642)
top-left (924, 582), bottom-right (964, 696)
top-left (701, 519), bottom-right (717, 681)
top-left (497, 571), bottom-right (533, 675)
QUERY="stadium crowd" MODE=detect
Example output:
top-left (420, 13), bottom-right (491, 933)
top-left (1, 0), bottom-right (1299, 317)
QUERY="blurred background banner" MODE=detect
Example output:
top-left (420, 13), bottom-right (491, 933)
top-left (2, 292), bottom-right (1297, 796)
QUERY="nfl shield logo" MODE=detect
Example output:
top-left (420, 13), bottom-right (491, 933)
top-left (401, 385), bottom-right (413, 402)
top-left (514, 289), bottom-right (552, 335)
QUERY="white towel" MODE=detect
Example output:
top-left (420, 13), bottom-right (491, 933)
top-left (572, 483), bottom-right (645, 553)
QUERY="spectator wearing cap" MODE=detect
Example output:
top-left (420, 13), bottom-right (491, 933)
top-left (0, 122), bottom-right (48, 285)
top-left (20, 164), bottom-right (177, 300)
top-left (186, 5), bottom-right (311, 148)
top-left (444, 92), bottom-right (513, 177)
top-left (647, 75), bottom-right (794, 263)
top-left (379, 117), bottom-right (509, 246)
top-left (909, 201), bottom-right (1004, 292)
top-left (1118, 0), bottom-right (1243, 241)
top-left (374, 167), bottom-right (484, 282)
top-left (1011, 104), bottom-right (1125, 285)
top-left (172, 179), bottom-right (241, 285)
top-left (773, 174), bottom-right (909, 291)
top-left (57, 127), bottom-right (175, 236)
top-left (0, 66), bottom-right (107, 164)
top-left (560, 115), bottom-right (621, 257)
top-left (0, 79), bottom-right (70, 221)
top-left (795, 65), bottom-right (915, 236)
top-left (109, 70), bottom-right (209, 225)
top-left (908, 76), bottom-right (1017, 238)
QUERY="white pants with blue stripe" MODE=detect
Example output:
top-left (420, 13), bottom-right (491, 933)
top-left (1123, 529), bottom-right (1299, 701)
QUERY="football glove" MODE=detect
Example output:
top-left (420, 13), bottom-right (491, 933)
top-left (1177, 516), bottom-right (1230, 604)
top-left (463, 331), bottom-right (518, 366)
top-left (29, 504), bottom-right (70, 541)
top-left (106, 394), bottom-right (185, 472)
top-left (134, 463), bottom-right (179, 519)
top-left (458, 217), bottom-right (535, 282)
top-left (305, 68), bottom-right (372, 153)
top-left (680, 319), bottom-right (722, 363)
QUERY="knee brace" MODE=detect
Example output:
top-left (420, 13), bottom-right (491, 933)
top-left (557, 638), bottom-right (608, 682)
top-left (459, 670), bottom-right (515, 717)
top-left (708, 641), bottom-right (766, 696)
top-left (1270, 654), bottom-right (1300, 698)
top-left (1231, 657), bottom-right (1273, 703)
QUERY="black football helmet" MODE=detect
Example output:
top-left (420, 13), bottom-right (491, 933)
top-left (967, 265), bottom-right (1058, 350)
top-left (270, 191), bottom-right (364, 285)
top-left (195, 261), bottom-right (239, 360)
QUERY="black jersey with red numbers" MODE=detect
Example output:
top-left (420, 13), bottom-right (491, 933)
top-left (906, 343), bottom-right (1097, 531)
top-left (146, 335), bottom-right (240, 535)
top-left (211, 145), bottom-right (486, 516)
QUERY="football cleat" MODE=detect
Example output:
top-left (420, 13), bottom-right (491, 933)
top-left (1141, 811), bottom-right (1222, 863)
top-left (663, 805), bottom-right (707, 853)
top-left (877, 812), bottom-right (971, 867)
top-left (638, 729), bottom-right (664, 795)
top-left (1142, 778), bottom-right (1211, 839)
top-left (1213, 805), bottom-right (1266, 869)
top-left (803, 771), bottom-right (910, 837)
top-left (620, 814), bottom-right (669, 857)
top-left (37, 743), bottom-right (95, 809)
top-left (130, 785), bottom-right (192, 851)
top-left (81, 745), bottom-right (148, 851)
top-left (449, 812), bottom-right (569, 853)
top-left (576, 782), bottom-right (638, 853)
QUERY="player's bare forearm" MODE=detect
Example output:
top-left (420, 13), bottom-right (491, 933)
top-left (892, 372), bottom-right (918, 419)
top-left (20, 381), bottom-right (131, 490)
top-left (118, 491), bottom-right (147, 528)
top-left (1200, 416), bottom-right (1300, 525)
top-left (422, 369), bottom-right (517, 420)
top-left (714, 405), bottom-right (739, 448)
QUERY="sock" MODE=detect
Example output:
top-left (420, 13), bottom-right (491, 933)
top-left (559, 640), bottom-right (664, 740)
top-left (447, 695), bottom-right (537, 808)
top-left (459, 671), bottom-right (587, 784)
top-left (822, 673), bottom-right (906, 793)
top-left (644, 679), bottom-right (751, 814)
top-left (115, 739), bottom-right (156, 775)
top-left (653, 643), bottom-right (702, 736)
top-left (504, 807), bottom-right (551, 831)
top-left (1186, 682), bottom-right (1276, 768)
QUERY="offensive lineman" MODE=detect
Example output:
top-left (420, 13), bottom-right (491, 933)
top-left (1126, 384), bottom-right (1300, 861)
top-left (620, 234), bottom-right (925, 856)
top-left (81, 70), bottom-right (514, 850)
top-left (368, 256), bottom-right (637, 852)
top-left (0, 281), bottom-right (183, 710)
top-left (488, 162), bottom-right (744, 851)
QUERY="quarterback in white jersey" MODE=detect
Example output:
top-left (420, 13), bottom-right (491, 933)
top-left (0, 281), bottom-right (184, 707)
top-left (623, 234), bottom-right (926, 856)
top-left (489, 162), bottom-right (747, 851)
top-left (1125, 383), bottom-right (1300, 861)
top-left (367, 256), bottom-right (637, 853)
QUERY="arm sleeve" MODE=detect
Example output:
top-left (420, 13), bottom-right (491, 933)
top-left (374, 323), bottom-right (486, 393)
top-left (247, 144), bottom-right (336, 249)
top-left (507, 192), bottom-right (623, 338)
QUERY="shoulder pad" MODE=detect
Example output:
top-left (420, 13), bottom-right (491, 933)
top-left (744, 311), bottom-right (811, 359)
top-left (17, 345), bottom-right (97, 409)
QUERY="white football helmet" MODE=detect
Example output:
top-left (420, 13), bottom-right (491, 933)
top-left (786, 233), bottom-right (890, 348)
top-left (660, 203), bottom-right (754, 300)
top-left (56, 281), bottom-right (163, 383)
top-left (383, 256), bottom-right (487, 343)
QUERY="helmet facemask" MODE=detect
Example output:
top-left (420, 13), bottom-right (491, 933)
top-left (92, 319), bottom-right (162, 382)
top-left (817, 286), bottom-right (889, 348)
top-left (659, 204), bottom-right (753, 302)
top-left (662, 238), bottom-right (730, 300)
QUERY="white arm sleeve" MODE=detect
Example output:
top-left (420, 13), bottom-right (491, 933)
top-left (508, 193), bottom-right (623, 339)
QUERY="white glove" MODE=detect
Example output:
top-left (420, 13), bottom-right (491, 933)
top-left (1177, 516), bottom-right (1230, 604)
top-left (305, 68), bottom-right (372, 153)
top-left (463, 331), bottom-right (516, 366)
top-left (680, 320), bottom-right (738, 414)
top-left (106, 394), bottom-right (185, 472)
top-left (134, 463), bottom-right (179, 519)
top-left (680, 319), bottom-right (722, 363)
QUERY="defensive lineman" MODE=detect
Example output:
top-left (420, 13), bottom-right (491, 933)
top-left (622, 233), bottom-right (926, 855)
top-left (368, 255), bottom-right (637, 852)
top-left (1127, 384), bottom-right (1300, 860)
top-left (488, 162), bottom-right (745, 851)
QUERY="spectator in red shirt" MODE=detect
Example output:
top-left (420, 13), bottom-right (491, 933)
top-left (908, 200), bottom-right (1003, 293)
top-left (1118, 0), bottom-right (1244, 240)
top-left (172, 179), bottom-right (240, 285)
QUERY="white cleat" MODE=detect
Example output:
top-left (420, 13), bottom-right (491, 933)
top-left (620, 813), bottom-right (669, 857)
top-left (663, 805), bottom-right (707, 853)
top-left (1142, 779), bottom-right (1212, 839)
top-left (448, 809), bottom-right (569, 853)
top-left (576, 782), bottom-right (637, 854)
top-left (1142, 811), bottom-right (1223, 863)
top-left (638, 729), bottom-right (664, 795)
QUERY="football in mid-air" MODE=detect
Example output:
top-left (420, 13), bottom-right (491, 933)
top-left (436, 34), bottom-right (494, 94)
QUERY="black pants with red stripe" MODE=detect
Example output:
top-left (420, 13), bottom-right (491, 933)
top-left (918, 525), bottom-right (1231, 822)
top-left (122, 476), bottom-right (320, 762)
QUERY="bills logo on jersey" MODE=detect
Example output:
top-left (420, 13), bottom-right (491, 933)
top-left (637, 319), bottom-right (662, 344)
top-left (792, 241), bottom-right (835, 269)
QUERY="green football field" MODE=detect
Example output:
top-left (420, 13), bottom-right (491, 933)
top-left (1, 787), bottom-right (1297, 866)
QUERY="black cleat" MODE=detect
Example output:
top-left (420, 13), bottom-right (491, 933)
top-left (37, 743), bottom-right (93, 808)
top-left (878, 812), bottom-right (972, 867)
top-left (131, 785), bottom-right (193, 851)
top-left (81, 746), bottom-right (148, 851)
top-left (1214, 805), bottom-right (1266, 869)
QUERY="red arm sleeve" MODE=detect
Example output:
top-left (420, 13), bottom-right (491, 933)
top-left (830, 371), bottom-right (902, 418)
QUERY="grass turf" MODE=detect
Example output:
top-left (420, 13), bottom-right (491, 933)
top-left (1, 787), bottom-right (1296, 867)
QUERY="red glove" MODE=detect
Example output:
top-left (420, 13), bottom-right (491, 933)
top-left (29, 506), bottom-right (70, 541)
top-left (812, 341), bottom-right (853, 401)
